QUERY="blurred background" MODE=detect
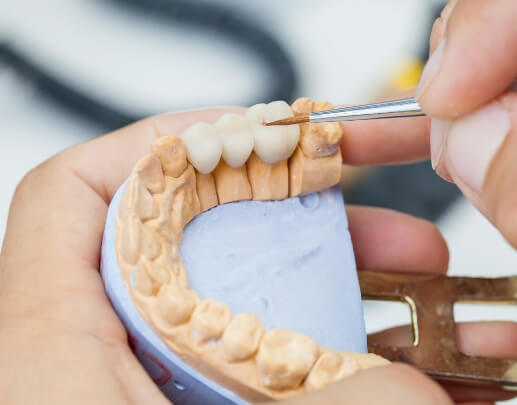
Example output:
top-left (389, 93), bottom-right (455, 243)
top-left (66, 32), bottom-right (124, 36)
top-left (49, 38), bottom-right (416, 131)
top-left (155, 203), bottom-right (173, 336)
top-left (0, 0), bottom-right (515, 400)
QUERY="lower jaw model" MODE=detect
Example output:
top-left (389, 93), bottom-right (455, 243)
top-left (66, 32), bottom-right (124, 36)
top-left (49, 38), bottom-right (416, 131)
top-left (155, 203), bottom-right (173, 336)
top-left (101, 97), bottom-right (389, 404)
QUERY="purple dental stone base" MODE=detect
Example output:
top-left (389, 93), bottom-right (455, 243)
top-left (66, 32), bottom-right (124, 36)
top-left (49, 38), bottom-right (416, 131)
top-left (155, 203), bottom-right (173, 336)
top-left (102, 182), bottom-right (366, 405)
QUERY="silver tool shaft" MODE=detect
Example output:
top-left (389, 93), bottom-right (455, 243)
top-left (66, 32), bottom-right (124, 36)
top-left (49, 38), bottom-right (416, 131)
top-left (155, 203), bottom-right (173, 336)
top-left (265, 97), bottom-right (425, 126)
top-left (310, 97), bottom-right (424, 123)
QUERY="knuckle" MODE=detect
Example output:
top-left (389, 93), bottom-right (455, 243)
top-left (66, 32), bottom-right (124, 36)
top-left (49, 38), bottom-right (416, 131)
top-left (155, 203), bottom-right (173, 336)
top-left (12, 150), bottom-right (71, 202)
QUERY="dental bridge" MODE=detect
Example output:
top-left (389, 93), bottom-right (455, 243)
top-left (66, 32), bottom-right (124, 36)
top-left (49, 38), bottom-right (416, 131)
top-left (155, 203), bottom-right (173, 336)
top-left (113, 97), bottom-right (389, 402)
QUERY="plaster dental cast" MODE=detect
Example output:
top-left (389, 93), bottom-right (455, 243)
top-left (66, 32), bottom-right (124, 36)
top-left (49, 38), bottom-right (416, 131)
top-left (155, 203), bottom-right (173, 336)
top-left (0, 0), bottom-right (516, 404)
top-left (103, 98), bottom-right (388, 404)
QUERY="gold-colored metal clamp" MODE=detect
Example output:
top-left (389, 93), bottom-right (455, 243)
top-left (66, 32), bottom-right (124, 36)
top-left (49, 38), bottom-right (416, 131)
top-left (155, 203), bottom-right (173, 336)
top-left (359, 271), bottom-right (517, 389)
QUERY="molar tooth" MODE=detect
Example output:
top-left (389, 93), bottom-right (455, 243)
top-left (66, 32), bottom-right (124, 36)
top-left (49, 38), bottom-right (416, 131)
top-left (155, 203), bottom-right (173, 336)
top-left (180, 123), bottom-right (222, 174)
top-left (138, 218), bottom-right (161, 261)
top-left (292, 98), bottom-right (343, 158)
top-left (130, 263), bottom-right (154, 295)
top-left (134, 153), bottom-right (165, 193)
top-left (124, 174), bottom-right (158, 221)
top-left (256, 329), bottom-right (318, 390)
top-left (157, 284), bottom-right (199, 327)
top-left (347, 353), bottom-right (391, 370)
top-left (119, 213), bottom-right (140, 265)
top-left (246, 101), bottom-right (299, 164)
top-left (189, 299), bottom-right (232, 343)
top-left (221, 313), bottom-right (264, 362)
top-left (305, 352), bottom-right (359, 392)
top-left (152, 136), bottom-right (188, 177)
top-left (141, 257), bottom-right (170, 286)
top-left (215, 113), bottom-right (254, 168)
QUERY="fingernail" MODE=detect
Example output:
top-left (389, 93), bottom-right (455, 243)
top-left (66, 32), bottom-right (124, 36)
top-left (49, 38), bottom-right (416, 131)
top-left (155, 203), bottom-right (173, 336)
top-left (430, 119), bottom-right (450, 169)
top-left (446, 102), bottom-right (511, 192)
top-left (416, 40), bottom-right (445, 99)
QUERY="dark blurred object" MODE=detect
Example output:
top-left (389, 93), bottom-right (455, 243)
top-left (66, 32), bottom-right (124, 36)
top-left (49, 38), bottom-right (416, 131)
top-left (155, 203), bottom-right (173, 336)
top-left (344, 162), bottom-right (459, 221)
top-left (0, 0), bottom-right (298, 130)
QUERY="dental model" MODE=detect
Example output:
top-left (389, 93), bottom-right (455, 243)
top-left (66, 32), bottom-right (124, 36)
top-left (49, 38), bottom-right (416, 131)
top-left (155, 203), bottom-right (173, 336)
top-left (108, 98), bottom-right (389, 403)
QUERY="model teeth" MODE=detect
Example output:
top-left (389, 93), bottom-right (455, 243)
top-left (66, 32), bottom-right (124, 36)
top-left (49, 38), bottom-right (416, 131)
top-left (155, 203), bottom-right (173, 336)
top-left (215, 113), bottom-right (254, 168)
top-left (190, 299), bottom-right (232, 343)
top-left (246, 101), bottom-right (300, 164)
top-left (221, 313), bottom-right (264, 362)
top-left (305, 352), bottom-right (359, 391)
top-left (152, 136), bottom-right (188, 178)
top-left (116, 97), bottom-right (380, 400)
top-left (256, 329), bottom-right (318, 390)
top-left (180, 123), bottom-right (223, 174)
top-left (157, 284), bottom-right (198, 326)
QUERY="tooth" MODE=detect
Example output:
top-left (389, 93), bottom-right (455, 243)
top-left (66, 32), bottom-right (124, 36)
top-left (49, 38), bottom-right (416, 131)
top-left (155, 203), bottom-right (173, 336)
top-left (292, 98), bottom-right (343, 158)
top-left (157, 284), bottom-right (199, 327)
top-left (145, 165), bottom-right (200, 243)
top-left (246, 152), bottom-right (288, 200)
top-left (119, 214), bottom-right (140, 265)
top-left (288, 146), bottom-right (342, 197)
top-left (152, 136), bottom-right (188, 177)
top-left (138, 216), bottom-right (162, 261)
top-left (305, 352), bottom-right (359, 392)
top-left (134, 153), bottom-right (165, 193)
top-left (195, 171), bottom-right (218, 212)
top-left (215, 113), bottom-right (254, 168)
top-left (346, 353), bottom-right (391, 370)
top-left (246, 101), bottom-right (299, 164)
top-left (221, 313), bottom-right (264, 362)
top-left (177, 165), bottom-right (201, 227)
top-left (121, 174), bottom-right (158, 221)
top-left (180, 123), bottom-right (222, 174)
top-left (141, 256), bottom-right (170, 286)
top-left (129, 263), bottom-right (154, 295)
top-left (156, 246), bottom-right (188, 288)
top-left (213, 160), bottom-right (252, 204)
top-left (256, 329), bottom-right (318, 390)
top-left (189, 299), bottom-right (232, 343)
top-left (118, 174), bottom-right (157, 224)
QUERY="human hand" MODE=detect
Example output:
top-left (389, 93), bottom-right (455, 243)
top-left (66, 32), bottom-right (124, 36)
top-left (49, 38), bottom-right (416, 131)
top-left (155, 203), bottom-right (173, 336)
top-left (0, 106), bottom-right (456, 404)
top-left (418, 0), bottom-right (517, 248)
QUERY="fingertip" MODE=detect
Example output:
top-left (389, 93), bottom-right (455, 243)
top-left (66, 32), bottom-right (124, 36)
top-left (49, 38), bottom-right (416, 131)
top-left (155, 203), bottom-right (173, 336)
top-left (351, 363), bottom-right (453, 405)
top-left (348, 206), bottom-right (449, 274)
top-left (418, 0), bottom-right (517, 119)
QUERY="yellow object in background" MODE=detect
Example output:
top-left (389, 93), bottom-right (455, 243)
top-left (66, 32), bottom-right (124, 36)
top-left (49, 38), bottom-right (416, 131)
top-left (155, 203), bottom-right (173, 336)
top-left (389, 58), bottom-right (424, 92)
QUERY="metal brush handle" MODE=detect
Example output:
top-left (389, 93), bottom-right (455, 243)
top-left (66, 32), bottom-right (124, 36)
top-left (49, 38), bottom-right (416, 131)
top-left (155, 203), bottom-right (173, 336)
top-left (310, 97), bottom-right (424, 123)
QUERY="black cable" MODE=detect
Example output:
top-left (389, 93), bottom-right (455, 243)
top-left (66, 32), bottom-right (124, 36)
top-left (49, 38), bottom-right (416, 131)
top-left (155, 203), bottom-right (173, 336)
top-left (0, 42), bottom-right (137, 129)
top-left (111, 0), bottom-right (297, 104)
top-left (0, 0), bottom-right (298, 130)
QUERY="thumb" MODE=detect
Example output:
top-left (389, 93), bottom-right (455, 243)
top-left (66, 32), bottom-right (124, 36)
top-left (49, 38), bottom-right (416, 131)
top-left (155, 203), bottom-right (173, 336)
top-left (277, 364), bottom-right (452, 405)
top-left (433, 92), bottom-right (517, 248)
top-left (417, 0), bottom-right (517, 119)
